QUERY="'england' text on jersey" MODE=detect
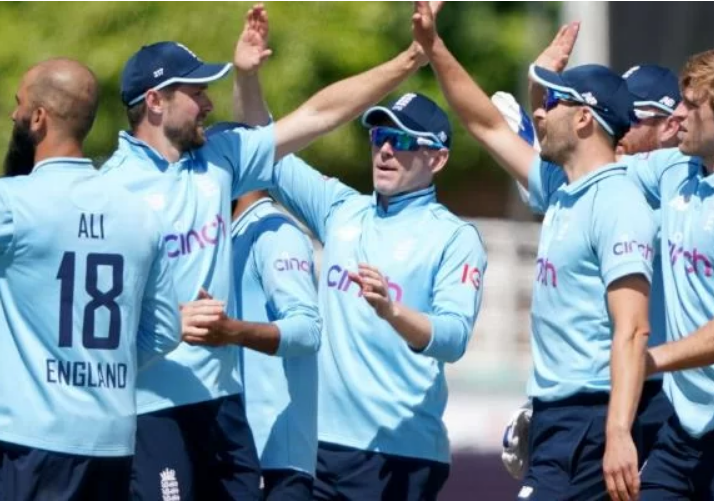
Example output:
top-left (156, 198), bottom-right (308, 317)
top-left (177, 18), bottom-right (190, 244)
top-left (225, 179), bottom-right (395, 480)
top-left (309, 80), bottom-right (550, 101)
top-left (46, 358), bottom-right (127, 388)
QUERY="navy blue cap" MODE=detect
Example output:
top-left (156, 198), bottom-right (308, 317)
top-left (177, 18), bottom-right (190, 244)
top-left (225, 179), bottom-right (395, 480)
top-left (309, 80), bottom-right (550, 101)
top-left (622, 64), bottom-right (681, 114)
top-left (361, 93), bottom-right (451, 148)
top-left (121, 41), bottom-right (231, 107)
top-left (530, 63), bottom-right (636, 140)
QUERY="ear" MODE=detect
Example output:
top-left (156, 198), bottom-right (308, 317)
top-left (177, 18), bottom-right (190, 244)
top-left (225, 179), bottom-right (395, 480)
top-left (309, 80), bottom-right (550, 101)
top-left (144, 89), bottom-right (165, 115)
top-left (658, 116), bottom-right (681, 145)
top-left (429, 148), bottom-right (449, 175)
top-left (574, 107), bottom-right (591, 130)
top-left (29, 106), bottom-right (47, 134)
top-left (573, 107), bottom-right (600, 138)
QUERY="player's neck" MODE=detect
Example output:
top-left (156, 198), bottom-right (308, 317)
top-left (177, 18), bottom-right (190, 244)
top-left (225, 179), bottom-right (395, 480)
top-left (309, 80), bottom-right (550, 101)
top-left (132, 124), bottom-right (182, 163)
top-left (232, 191), bottom-right (269, 221)
top-left (702, 156), bottom-right (714, 175)
top-left (563, 143), bottom-right (616, 184)
top-left (34, 138), bottom-right (84, 165)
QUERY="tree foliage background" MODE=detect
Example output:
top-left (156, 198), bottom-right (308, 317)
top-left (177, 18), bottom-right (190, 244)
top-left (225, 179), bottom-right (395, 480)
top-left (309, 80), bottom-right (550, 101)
top-left (0, 2), bottom-right (559, 215)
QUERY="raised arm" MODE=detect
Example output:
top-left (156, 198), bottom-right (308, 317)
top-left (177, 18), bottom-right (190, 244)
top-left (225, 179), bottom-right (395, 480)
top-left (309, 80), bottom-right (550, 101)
top-left (412, 1), bottom-right (536, 188)
top-left (233, 4), bottom-right (272, 126)
top-left (273, 43), bottom-right (425, 162)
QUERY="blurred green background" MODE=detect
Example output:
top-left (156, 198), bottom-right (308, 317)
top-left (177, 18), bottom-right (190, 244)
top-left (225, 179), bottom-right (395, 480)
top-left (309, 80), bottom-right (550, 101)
top-left (0, 2), bottom-right (558, 215)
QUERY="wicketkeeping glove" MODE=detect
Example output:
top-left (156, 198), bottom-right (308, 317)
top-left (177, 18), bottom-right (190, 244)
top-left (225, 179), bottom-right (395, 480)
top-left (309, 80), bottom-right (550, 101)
top-left (501, 400), bottom-right (533, 480)
top-left (490, 91), bottom-right (540, 151)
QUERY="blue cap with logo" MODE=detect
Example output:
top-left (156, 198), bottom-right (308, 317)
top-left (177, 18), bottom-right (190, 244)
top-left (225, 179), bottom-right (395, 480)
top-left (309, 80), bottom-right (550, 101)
top-left (529, 63), bottom-right (636, 140)
top-left (121, 41), bottom-right (232, 107)
top-left (361, 92), bottom-right (452, 148)
top-left (622, 64), bottom-right (681, 114)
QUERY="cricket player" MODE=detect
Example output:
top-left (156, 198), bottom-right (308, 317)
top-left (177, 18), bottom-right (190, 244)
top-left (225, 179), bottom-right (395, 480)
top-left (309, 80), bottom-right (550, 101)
top-left (0, 59), bottom-right (180, 501)
top-left (412, 3), bottom-right (656, 500)
top-left (233, 189), bottom-right (320, 500)
top-left (228, 64), bottom-right (487, 500)
top-left (615, 49), bottom-right (714, 500)
top-left (498, 63), bottom-right (683, 481)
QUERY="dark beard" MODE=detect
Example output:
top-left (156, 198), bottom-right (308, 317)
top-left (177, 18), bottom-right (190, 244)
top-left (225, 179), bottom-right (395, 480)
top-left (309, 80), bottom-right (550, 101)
top-left (4, 118), bottom-right (37, 177)
top-left (165, 121), bottom-right (205, 153)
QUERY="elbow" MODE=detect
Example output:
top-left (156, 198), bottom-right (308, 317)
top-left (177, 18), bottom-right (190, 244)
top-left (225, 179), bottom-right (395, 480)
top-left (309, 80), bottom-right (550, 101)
top-left (616, 322), bottom-right (651, 344)
top-left (276, 313), bottom-right (322, 357)
top-left (612, 322), bottom-right (651, 359)
top-left (299, 311), bottom-right (322, 355)
top-left (299, 314), bottom-right (323, 355)
top-left (308, 323), bottom-right (322, 354)
top-left (441, 332), bottom-right (469, 364)
top-left (424, 315), bottom-right (472, 364)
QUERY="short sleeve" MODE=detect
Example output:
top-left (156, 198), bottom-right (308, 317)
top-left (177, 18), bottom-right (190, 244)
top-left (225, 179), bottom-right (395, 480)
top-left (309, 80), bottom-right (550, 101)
top-left (591, 183), bottom-right (656, 287)
top-left (527, 157), bottom-right (567, 214)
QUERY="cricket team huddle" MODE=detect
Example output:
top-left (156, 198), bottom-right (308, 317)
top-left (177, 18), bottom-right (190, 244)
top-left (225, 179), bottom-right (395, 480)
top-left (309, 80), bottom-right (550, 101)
top-left (2, 2), bottom-right (714, 501)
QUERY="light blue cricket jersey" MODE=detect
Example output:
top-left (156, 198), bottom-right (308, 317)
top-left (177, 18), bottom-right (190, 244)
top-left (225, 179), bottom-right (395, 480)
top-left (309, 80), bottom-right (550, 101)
top-left (0, 158), bottom-right (180, 456)
top-left (522, 173), bottom-right (667, 370)
top-left (100, 125), bottom-right (275, 414)
top-left (268, 156), bottom-right (487, 464)
top-left (526, 158), bottom-right (656, 402)
top-left (624, 149), bottom-right (714, 438)
top-left (232, 197), bottom-right (321, 475)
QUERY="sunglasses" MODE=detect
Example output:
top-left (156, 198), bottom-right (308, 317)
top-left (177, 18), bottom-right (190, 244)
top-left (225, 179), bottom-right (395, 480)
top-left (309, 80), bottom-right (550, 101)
top-left (633, 108), bottom-right (670, 123)
top-left (543, 89), bottom-right (582, 111)
top-left (369, 127), bottom-right (444, 152)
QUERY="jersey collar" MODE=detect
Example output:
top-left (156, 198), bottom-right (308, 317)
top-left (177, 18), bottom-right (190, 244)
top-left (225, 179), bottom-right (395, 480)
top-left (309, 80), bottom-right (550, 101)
top-left (231, 197), bottom-right (273, 235)
top-left (117, 131), bottom-right (197, 170)
top-left (372, 185), bottom-right (436, 217)
top-left (561, 162), bottom-right (628, 196)
top-left (31, 157), bottom-right (95, 174)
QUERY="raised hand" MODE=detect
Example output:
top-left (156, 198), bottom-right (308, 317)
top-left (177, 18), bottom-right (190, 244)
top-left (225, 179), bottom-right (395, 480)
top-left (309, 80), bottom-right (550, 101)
top-left (534, 21), bottom-right (580, 72)
top-left (349, 264), bottom-right (396, 320)
top-left (412, 1), bottom-right (439, 53)
top-left (234, 3), bottom-right (273, 74)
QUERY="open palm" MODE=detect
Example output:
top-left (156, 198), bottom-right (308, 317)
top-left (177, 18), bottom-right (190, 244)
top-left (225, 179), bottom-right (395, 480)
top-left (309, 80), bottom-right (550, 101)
top-left (234, 3), bottom-right (273, 74)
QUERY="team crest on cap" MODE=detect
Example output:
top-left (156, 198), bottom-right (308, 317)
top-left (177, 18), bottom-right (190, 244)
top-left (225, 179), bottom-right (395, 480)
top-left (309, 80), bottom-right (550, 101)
top-left (660, 96), bottom-right (676, 108)
top-left (437, 131), bottom-right (448, 143)
top-left (392, 93), bottom-right (417, 111)
top-left (581, 92), bottom-right (598, 106)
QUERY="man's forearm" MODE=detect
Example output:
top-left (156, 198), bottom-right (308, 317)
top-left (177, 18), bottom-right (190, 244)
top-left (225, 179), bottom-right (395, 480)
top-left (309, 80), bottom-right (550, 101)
top-left (233, 71), bottom-right (271, 126)
top-left (219, 318), bottom-right (281, 355)
top-left (385, 303), bottom-right (432, 351)
top-left (648, 319), bottom-right (714, 373)
top-left (427, 37), bottom-right (507, 140)
top-left (274, 43), bottom-right (424, 160)
top-left (607, 328), bottom-right (648, 437)
top-left (426, 37), bottom-right (533, 188)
